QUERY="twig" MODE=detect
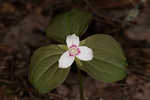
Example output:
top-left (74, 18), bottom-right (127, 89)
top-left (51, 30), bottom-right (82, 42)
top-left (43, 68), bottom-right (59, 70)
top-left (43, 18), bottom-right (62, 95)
top-left (82, 0), bottom-right (122, 24)
top-left (128, 69), bottom-right (150, 82)
top-left (0, 79), bottom-right (13, 84)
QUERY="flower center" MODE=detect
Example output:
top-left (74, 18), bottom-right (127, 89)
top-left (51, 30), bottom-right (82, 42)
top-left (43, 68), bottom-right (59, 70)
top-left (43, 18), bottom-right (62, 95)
top-left (69, 45), bottom-right (80, 56)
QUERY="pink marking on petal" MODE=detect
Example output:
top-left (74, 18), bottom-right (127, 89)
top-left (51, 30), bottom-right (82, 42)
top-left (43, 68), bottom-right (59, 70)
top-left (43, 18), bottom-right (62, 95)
top-left (68, 44), bottom-right (81, 57)
top-left (76, 48), bottom-right (80, 55)
top-left (69, 44), bottom-right (77, 48)
top-left (69, 53), bottom-right (74, 56)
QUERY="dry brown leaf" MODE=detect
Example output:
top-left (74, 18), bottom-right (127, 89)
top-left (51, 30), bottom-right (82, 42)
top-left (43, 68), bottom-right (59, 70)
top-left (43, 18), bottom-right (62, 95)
top-left (92, 0), bottom-right (141, 8)
top-left (125, 6), bottom-right (150, 42)
top-left (2, 9), bottom-right (50, 48)
top-left (0, 2), bottom-right (16, 13)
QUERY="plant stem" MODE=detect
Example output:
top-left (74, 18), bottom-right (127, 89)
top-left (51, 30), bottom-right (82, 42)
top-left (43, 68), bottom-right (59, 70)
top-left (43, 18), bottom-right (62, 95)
top-left (77, 68), bottom-right (85, 100)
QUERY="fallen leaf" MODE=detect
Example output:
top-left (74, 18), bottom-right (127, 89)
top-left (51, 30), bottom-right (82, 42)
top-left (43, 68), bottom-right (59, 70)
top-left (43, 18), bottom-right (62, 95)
top-left (125, 6), bottom-right (150, 43)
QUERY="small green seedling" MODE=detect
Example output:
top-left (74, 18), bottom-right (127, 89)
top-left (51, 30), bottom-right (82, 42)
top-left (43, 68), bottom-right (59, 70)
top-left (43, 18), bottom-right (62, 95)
top-left (29, 9), bottom-right (127, 100)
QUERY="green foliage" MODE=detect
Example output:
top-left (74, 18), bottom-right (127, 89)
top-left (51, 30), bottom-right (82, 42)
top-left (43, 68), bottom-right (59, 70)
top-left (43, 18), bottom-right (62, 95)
top-left (46, 9), bottom-right (92, 43)
top-left (78, 34), bottom-right (127, 82)
top-left (29, 45), bottom-right (70, 94)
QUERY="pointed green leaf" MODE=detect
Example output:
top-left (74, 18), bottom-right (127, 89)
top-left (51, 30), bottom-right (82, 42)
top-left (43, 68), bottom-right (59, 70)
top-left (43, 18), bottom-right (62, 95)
top-left (46, 9), bottom-right (92, 43)
top-left (78, 34), bottom-right (127, 82)
top-left (29, 45), bottom-right (70, 94)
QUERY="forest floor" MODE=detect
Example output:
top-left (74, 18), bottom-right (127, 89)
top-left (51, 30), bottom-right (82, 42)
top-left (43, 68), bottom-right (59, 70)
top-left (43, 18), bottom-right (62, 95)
top-left (0, 0), bottom-right (150, 100)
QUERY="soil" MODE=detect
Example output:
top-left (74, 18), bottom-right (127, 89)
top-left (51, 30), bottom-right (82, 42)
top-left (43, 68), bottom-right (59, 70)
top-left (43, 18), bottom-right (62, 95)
top-left (0, 0), bottom-right (150, 100)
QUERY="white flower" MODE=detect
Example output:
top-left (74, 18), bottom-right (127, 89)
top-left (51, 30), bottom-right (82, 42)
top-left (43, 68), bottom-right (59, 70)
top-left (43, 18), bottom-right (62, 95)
top-left (58, 34), bottom-right (93, 68)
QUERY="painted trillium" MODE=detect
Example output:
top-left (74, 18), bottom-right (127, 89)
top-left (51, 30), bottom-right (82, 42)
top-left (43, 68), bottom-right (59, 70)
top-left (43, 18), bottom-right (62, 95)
top-left (58, 34), bottom-right (93, 68)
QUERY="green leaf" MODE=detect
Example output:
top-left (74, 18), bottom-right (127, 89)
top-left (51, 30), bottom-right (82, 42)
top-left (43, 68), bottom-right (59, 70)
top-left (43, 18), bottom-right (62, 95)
top-left (46, 9), bottom-right (92, 43)
top-left (29, 45), bottom-right (70, 94)
top-left (78, 34), bottom-right (127, 82)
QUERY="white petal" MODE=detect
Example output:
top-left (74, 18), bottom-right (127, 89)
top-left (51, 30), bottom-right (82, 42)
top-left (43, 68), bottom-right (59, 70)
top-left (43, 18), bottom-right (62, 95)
top-left (66, 34), bottom-right (79, 48)
top-left (58, 51), bottom-right (75, 68)
top-left (76, 46), bottom-right (93, 61)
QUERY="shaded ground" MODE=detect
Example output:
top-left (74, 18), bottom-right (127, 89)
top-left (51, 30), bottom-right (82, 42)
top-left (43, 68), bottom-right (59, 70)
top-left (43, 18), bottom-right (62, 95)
top-left (0, 0), bottom-right (150, 100)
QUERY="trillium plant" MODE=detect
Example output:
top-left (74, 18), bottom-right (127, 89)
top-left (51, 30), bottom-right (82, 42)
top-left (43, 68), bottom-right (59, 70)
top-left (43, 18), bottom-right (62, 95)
top-left (29, 9), bottom-right (127, 100)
